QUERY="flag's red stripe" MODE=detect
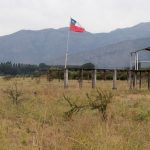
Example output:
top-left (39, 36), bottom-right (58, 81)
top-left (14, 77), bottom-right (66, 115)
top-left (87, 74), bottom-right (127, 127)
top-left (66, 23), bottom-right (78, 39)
top-left (70, 25), bottom-right (85, 32)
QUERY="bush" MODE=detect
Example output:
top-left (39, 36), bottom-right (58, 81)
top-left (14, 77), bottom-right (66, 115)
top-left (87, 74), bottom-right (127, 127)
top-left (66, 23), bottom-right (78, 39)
top-left (2, 75), bottom-right (15, 81)
top-left (133, 110), bottom-right (150, 121)
top-left (3, 81), bottom-right (24, 105)
top-left (87, 89), bottom-right (113, 120)
top-left (63, 89), bottom-right (113, 121)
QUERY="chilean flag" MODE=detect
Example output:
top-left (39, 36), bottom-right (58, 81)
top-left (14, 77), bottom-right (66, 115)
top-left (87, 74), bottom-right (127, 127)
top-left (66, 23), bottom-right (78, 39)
top-left (70, 18), bottom-right (85, 32)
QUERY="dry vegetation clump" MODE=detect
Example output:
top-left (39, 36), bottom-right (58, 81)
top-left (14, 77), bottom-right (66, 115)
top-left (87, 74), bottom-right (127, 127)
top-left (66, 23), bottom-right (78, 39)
top-left (63, 89), bottom-right (113, 121)
top-left (2, 75), bottom-right (15, 81)
top-left (3, 81), bottom-right (24, 105)
top-left (0, 77), bottom-right (149, 149)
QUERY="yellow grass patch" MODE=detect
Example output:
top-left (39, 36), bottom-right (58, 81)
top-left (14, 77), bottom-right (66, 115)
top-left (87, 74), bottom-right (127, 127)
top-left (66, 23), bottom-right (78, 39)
top-left (0, 77), bottom-right (149, 150)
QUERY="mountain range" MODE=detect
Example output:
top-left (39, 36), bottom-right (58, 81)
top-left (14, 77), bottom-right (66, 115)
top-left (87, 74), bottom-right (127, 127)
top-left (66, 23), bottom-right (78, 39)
top-left (0, 22), bottom-right (150, 68)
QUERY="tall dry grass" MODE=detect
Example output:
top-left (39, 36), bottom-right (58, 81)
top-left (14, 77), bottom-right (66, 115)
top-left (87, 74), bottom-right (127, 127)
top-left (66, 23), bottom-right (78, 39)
top-left (0, 77), bottom-right (149, 149)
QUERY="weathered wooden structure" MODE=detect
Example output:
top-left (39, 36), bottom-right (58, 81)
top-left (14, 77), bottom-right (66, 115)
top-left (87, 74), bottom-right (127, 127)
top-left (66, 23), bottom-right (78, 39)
top-left (47, 47), bottom-right (150, 89)
top-left (47, 68), bottom-right (150, 90)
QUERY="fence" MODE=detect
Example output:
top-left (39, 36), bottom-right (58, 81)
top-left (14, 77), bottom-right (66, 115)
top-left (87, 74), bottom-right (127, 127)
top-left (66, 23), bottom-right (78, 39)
top-left (47, 68), bottom-right (150, 90)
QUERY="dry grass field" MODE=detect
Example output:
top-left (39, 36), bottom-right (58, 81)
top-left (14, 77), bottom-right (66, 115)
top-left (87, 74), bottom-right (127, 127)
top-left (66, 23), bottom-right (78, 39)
top-left (0, 76), bottom-right (150, 150)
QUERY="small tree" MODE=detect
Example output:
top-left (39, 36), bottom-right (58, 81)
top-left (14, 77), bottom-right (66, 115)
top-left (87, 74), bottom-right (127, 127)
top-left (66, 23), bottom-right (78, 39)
top-left (63, 89), bottom-right (113, 121)
top-left (47, 70), bottom-right (53, 82)
top-left (81, 63), bottom-right (95, 69)
top-left (87, 89), bottom-right (112, 120)
top-left (3, 81), bottom-right (24, 105)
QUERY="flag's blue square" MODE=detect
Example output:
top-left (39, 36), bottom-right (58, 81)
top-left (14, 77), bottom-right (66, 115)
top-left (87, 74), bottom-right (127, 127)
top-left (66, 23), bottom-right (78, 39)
top-left (71, 18), bottom-right (76, 25)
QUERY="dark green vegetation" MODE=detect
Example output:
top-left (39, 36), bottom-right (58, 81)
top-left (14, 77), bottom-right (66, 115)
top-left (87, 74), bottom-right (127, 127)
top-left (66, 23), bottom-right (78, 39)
top-left (0, 62), bottom-right (38, 75)
top-left (81, 63), bottom-right (95, 69)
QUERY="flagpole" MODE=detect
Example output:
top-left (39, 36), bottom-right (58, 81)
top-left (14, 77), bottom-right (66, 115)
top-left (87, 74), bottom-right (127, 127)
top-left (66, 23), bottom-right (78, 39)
top-left (64, 17), bottom-right (84, 69)
top-left (64, 19), bottom-right (70, 88)
top-left (65, 29), bottom-right (70, 69)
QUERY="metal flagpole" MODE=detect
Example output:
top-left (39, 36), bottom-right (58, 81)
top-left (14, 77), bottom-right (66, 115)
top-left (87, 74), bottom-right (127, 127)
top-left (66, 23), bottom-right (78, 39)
top-left (64, 18), bottom-right (71, 88)
top-left (64, 19), bottom-right (71, 69)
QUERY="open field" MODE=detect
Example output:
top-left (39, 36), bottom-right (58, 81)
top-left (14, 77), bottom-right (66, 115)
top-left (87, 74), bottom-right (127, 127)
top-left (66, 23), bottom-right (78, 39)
top-left (0, 77), bottom-right (150, 150)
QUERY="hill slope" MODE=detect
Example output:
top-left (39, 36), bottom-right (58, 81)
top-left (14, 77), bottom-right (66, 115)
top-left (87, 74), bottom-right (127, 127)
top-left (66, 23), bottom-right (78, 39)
top-left (62, 37), bottom-right (150, 68)
top-left (0, 22), bottom-right (150, 67)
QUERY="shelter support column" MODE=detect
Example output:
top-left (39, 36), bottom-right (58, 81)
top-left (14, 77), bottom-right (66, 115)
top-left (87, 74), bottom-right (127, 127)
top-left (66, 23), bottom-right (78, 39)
top-left (129, 70), bottom-right (132, 90)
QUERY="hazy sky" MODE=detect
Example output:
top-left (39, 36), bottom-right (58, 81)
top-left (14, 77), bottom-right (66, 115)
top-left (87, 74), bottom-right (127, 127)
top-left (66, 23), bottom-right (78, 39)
top-left (0, 0), bottom-right (150, 35)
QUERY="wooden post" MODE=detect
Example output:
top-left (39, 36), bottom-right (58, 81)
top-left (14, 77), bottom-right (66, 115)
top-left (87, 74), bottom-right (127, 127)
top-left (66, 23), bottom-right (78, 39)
top-left (139, 71), bottom-right (142, 89)
top-left (127, 71), bottom-right (129, 82)
top-left (58, 70), bottom-right (61, 82)
top-left (133, 71), bottom-right (135, 89)
top-left (88, 71), bottom-right (90, 83)
top-left (148, 71), bottom-right (150, 90)
top-left (92, 69), bottom-right (97, 89)
top-left (64, 69), bottom-right (68, 88)
top-left (103, 70), bottom-right (106, 80)
top-left (133, 71), bottom-right (137, 89)
top-left (79, 69), bottom-right (83, 88)
top-left (112, 69), bottom-right (117, 90)
top-left (129, 70), bottom-right (132, 89)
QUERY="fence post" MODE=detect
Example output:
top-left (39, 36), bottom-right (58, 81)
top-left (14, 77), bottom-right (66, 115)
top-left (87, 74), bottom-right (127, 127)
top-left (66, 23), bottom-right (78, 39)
top-left (103, 70), bottom-right (106, 80)
top-left (58, 70), bottom-right (61, 82)
top-left (79, 69), bottom-right (83, 88)
top-left (139, 71), bottom-right (142, 89)
top-left (133, 71), bottom-right (137, 89)
top-left (64, 69), bottom-right (68, 88)
top-left (112, 69), bottom-right (117, 90)
top-left (148, 71), bottom-right (150, 90)
top-left (92, 69), bottom-right (97, 89)
top-left (129, 70), bottom-right (132, 89)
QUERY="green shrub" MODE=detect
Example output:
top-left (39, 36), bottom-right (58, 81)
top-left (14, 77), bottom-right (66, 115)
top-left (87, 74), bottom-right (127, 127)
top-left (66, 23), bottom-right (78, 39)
top-left (134, 110), bottom-right (150, 121)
